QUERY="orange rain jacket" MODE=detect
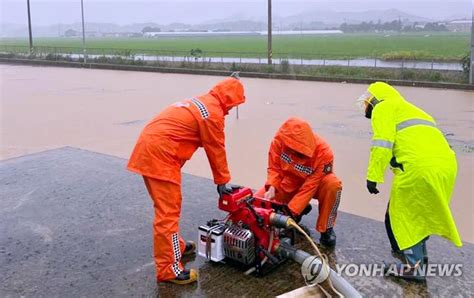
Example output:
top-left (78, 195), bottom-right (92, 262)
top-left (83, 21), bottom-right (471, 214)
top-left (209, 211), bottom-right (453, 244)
top-left (266, 117), bottom-right (335, 215)
top-left (127, 78), bottom-right (245, 185)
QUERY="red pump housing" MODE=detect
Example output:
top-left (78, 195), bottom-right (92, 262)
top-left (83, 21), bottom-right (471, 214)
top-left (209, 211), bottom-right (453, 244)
top-left (218, 187), bottom-right (287, 259)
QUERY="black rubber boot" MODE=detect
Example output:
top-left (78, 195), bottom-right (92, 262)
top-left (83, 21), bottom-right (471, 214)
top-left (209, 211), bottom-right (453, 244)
top-left (320, 228), bottom-right (336, 247)
top-left (391, 249), bottom-right (405, 263)
top-left (183, 241), bottom-right (196, 256)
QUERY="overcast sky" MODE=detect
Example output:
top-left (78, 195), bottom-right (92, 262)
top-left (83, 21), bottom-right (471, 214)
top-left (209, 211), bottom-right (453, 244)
top-left (1, 0), bottom-right (472, 26)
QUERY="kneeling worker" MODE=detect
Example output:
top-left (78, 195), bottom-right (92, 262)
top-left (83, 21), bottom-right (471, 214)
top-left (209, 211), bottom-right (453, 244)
top-left (127, 75), bottom-right (245, 284)
top-left (255, 117), bottom-right (342, 247)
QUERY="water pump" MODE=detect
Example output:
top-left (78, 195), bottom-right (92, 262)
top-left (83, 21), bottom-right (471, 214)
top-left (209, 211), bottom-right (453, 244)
top-left (198, 186), bottom-right (361, 297)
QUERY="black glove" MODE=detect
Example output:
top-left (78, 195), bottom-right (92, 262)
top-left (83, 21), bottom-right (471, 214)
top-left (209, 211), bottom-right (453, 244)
top-left (366, 180), bottom-right (379, 194)
top-left (289, 209), bottom-right (302, 223)
top-left (217, 184), bottom-right (233, 197)
top-left (390, 157), bottom-right (404, 171)
top-left (282, 205), bottom-right (302, 223)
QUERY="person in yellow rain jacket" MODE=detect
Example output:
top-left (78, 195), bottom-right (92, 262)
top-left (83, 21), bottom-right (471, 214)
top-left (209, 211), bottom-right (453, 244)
top-left (357, 82), bottom-right (462, 281)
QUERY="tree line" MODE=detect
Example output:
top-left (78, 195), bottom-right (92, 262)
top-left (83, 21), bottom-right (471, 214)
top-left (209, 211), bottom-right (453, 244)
top-left (340, 21), bottom-right (448, 33)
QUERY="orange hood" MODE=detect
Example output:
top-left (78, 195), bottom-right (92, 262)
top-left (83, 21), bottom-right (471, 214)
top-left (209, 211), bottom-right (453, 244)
top-left (277, 117), bottom-right (317, 158)
top-left (209, 78), bottom-right (245, 114)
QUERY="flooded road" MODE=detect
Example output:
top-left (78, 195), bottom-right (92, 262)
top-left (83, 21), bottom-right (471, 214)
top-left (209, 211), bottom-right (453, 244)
top-left (1, 64), bottom-right (473, 243)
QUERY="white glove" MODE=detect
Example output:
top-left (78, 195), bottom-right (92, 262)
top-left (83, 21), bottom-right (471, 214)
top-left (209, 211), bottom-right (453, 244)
top-left (264, 186), bottom-right (276, 200)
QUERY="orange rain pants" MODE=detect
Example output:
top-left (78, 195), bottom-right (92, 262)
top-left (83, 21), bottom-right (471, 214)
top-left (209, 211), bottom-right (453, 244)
top-left (255, 173), bottom-right (342, 232)
top-left (143, 176), bottom-right (186, 281)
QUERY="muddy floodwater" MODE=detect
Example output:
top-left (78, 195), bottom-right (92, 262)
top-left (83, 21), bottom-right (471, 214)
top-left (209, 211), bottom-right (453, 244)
top-left (1, 64), bottom-right (473, 244)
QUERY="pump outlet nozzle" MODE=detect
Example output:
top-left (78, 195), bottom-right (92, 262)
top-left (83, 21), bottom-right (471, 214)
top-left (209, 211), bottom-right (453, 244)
top-left (269, 212), bottom-right (291, 228)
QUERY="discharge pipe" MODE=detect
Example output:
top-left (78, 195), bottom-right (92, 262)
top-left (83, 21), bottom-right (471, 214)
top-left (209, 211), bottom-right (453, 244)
top-left (270, 213), bottom-right (361, 297)
top-left (277, 240), bottom-right (361, 297)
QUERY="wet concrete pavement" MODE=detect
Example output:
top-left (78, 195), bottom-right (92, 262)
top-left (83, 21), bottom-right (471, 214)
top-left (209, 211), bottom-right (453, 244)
top-left (1, 147), bottom-right (472, 296)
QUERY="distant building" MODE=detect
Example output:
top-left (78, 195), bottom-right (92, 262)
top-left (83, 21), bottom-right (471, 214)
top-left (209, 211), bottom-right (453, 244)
top-left (447, 20), bottom-right (472, 32)
top-left (64, 29), bottom-right (78, 37)
top-left (101, 32), bottom-right (143, 38)
top-left (85, 31), bottom-right (98, 38)
top-left (142, 26), bottom-right (161, 37)
top-left (143, 31), bottom-right (162, 38)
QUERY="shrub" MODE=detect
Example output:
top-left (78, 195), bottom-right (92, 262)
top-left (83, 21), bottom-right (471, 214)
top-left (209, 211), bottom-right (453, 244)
top-left (400, 69), bottom-right (416, 80)
top-left (428, 72), bottom-right (442, 82)
top-left (230, 62), bottom-right (240, 71)
top-left (280, 59), bottom-right (290, 73)
top-left (132, 59), bottom-right (145, 66)
top-left (261, 65), bottom-right (275, 73)
top-left (0, 53), bottom-right (15, 58)
top-left (382, 50), bottom-right (432, 61)
top-left (45, 53), bottom-right (57, 61)
top-left (94, 56), bottom-right (111, 64)
top-left (190, 48), bottom-right (203, 60)
top-left (461, 53), bottom-right (470, 77)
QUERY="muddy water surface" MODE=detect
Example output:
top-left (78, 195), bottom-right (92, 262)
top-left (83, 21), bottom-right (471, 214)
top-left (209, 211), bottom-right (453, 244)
top-left (1, 64), bottom-right (472, 243)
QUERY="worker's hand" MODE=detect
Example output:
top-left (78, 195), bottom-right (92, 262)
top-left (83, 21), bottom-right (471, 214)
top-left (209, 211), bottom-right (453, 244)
top-left (366, 180), bottom-right (379, 194)
top-left (287, 207), bottom-right (302, 223)
top-left (217, 184), bottom-right (233, 197)
top-left (264, 186), bottom-right (276, 200)
top-left (389, 157), bottom-right (404, 171)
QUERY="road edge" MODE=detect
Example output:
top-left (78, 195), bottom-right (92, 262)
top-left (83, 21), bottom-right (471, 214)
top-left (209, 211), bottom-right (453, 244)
top-left (1, 58), bottom-right (473, 91)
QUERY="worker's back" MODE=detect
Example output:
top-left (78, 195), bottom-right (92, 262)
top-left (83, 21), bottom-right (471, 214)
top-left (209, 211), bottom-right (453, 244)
top-left (392, 100), bottom-right (455, 166)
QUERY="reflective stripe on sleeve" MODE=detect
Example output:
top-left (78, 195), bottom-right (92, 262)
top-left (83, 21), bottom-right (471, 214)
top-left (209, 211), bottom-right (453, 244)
top-left (191, 98), bottom-right (209, 119)
top-left (396, 119), bottom-right (436, 132)
top-left (372, 139), bottom-right (394, 149)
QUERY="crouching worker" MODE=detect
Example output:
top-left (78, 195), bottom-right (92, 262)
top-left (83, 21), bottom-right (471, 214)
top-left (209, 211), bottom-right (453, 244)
top-left (357, 82), bottom-right (462, 281)
top-left (255, 117), bottom-right (342, 247)
top-left (127, 75), bottom-right (245, 284)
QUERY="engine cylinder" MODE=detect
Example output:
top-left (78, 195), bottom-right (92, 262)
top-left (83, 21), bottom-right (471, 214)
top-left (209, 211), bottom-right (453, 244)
top-left (223, 226), bottom-right (255, 265)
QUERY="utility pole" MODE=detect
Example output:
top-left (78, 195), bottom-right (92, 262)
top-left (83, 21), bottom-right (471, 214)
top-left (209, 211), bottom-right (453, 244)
top-left (470, 10), bottom-right (473, 85)
top-left (267, 0), bottom-right (272, 65)
top-left (26, 0), bottom-right (33, 55)
top-left (81, 0), bottom-right (87, 63)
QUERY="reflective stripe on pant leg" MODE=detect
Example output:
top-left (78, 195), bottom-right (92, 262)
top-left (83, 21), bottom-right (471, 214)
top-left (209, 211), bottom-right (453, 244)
top-left (171, 233), bottom-right (182, 277)
top-left (327, 190), bottom-right (341, 229)
top-left (315, 174), bottom-right (342, 232)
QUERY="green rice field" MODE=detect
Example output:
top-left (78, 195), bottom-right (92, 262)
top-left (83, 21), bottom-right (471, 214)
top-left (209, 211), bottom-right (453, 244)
top-left (0, 32), bottom-right (470, 61)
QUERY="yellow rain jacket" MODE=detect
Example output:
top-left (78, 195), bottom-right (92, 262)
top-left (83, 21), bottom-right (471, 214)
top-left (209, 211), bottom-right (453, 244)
top-left (366, 82), bottom-right (462, 250)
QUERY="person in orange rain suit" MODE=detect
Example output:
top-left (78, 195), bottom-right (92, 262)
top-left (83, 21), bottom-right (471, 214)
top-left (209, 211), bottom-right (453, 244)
top-left (255, 117), bottom-right (342, 247)
top-left (127, 76), bottom-right (245, 284)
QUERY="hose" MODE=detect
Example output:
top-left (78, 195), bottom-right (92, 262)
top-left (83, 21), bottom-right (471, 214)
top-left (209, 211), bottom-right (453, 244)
top-left (287, 218), bottom-right (323, 260)
top-left (286, 218), bottom-right (343, 297)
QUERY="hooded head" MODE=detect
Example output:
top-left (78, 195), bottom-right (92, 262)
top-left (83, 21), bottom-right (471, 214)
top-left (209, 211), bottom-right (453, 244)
top-left (357, 82), bottom-right (404, 118)
top-left (367, 82), bottom-right (405, 103)
top-left (209, 77), bottom-right (245, 115)
top-left (277, 117), bottom-right (316, 158)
